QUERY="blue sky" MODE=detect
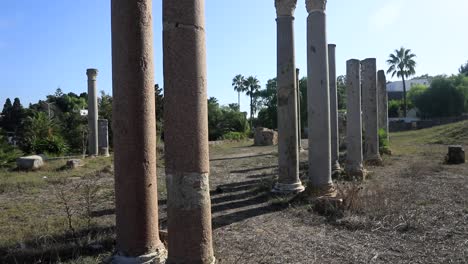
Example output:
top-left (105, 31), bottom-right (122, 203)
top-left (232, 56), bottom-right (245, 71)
top-left (1, 0), bottom-right (467, 114)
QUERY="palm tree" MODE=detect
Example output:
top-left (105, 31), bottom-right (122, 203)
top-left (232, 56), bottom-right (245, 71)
top-left (243, 76), bottom-right (261, 129)
top-left (232, 74), bottom-right (246, 110)
top-left (387, 47), bottom-right (417, 117)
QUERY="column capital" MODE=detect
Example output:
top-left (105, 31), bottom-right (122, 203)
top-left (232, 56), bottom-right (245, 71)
top-left (275, 0), bottom-right (297, 17)
top-left (306, 0), bottom-right (327, 13)
top-left (86, 68), bottom-right (98, 79)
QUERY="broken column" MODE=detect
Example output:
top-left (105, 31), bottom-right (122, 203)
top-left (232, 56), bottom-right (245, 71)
top-left (377, 70), bottom-right (389, 140)
top-left (163, 0), bottom-right (215, 263)
top-left (98, 119), bottom-right (110, 157)
top-left (273, 0), bottom-right (304, 194)
top-left (361, 58), bottom-right (383, 165)
top-left (111, 0), bottom-right (166, 262)
top-left (86, 68), bottom-right (98, 156)
top-left (345, 59), bottom-right (366, 179)
top-left (328, 43), bottom-right (341, 173)
top-left (306, 0), bottom-right (335, 196)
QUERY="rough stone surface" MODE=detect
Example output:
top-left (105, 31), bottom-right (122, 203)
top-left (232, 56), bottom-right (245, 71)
top-left (377, 70), bottom-right (389, 139)
top-left (345, 59), bottom-right (366, 179)
top-left (163, 0), bottom-right (215, 262)
top-left (111, 0), bottom-right (166, 260)
top-left (361, 58), bottom-right (383, 165)
top-left (306, 1), bottom-right (334, 196)
top-left (87, 68), bottom-right (99, 156)
top-left (16, 155), bottom-right (44, 170)
top-left (66, 159), bottom-right (82, 169)
top-left (446, 145), bottom-right (465, 164)
top-left (273, 0), bottom-right (304, 194)
top-left (254, 127), bottom-right (278, 146)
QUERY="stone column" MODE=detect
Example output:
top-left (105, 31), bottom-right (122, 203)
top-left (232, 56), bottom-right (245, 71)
top-left (110, 0), bottom-right (166, 262)
top-left (86, 68), bottom-right (98, 156)
top-left (296, 68), bottom-right (303, 151)
top-left (98, 119), bottom-right (110, 157)
top-left (377, 70), bottom-right (389, 140)
top-left (361, 58), bottom-right (383, 165)
top-left (163, 0), bottom-right (215, 263)
top-left (306, 0), bottom-right (335, 197)
top-left (328, 44), bottom-right (341, 173)
top-left (345, 59), bottom-right (366, 179)
top-left (272, 0), bottom-right (304, 194)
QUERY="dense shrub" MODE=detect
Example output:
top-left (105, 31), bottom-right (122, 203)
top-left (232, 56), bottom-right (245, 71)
top-left (222, 132), bottom-right (247, 141)
top-left (378, 128), bottom-right (391, 155)
top-left (31, 136), bottom-right (68, 155)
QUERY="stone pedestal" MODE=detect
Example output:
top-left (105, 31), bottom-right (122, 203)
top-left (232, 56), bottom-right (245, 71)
top-left (163, 0), bottom-right (215, 263)
top-left (98, 119), bottom-right (110, 157)
top-left (361, 58), bottom-right (383, 165)
top-left (306, 0), bottom-right (335, 197)
top-left (328, 44), bottom-right (341, 172)
top-left (345, 59), bottom-right (366, 180)
top-left (377, 70), bottom-right (389, 140)
top-left (446, 145), bottom-right (465, 164)
top-left (111, 0), bottom-right (166, 262)
top-left (273, 0), bottom-right (304, 194)
top-left (86, 68), bottom-right (99, 157)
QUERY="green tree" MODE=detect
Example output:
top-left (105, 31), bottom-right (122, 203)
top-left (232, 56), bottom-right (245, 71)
top-left (0, 98), bottom-right (25, 133)
top-left (243, 76), bottom-right (261, 129)
top-left (459, 61), bottom-right (468, 76)
top-left (387, 47), bottom-right (417, 117)
top-left (207, 97), bottom-right (249, 140)
top-left (337, 75), bottom-right (347, 110)
top-left (407, 84), bottom-right (428, 106)
top-left (232, 74), bottom-right (246, 109)
top-left (414, 77), bottom-right (464, 118)
top-left (256, 78), bottom-right (277, 129)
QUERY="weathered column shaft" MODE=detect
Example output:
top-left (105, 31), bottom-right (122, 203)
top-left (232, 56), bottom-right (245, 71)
top-left (296, 68), bottom-right (302, 150)
top-left (328, 44), bottom-right (340, 171)
top-left (111, 0), bottom-right (166, 262)
top-left (377, 70), bottom-right (389, 139)
top-left (98, 119), bottom-right (110, 157)
top-left (86, 69), bottom-right (98, 156)
top-left (306, 0), bottom-right (334, 195)
top-left (273, 0), bottom-right (304, 194)
top-left (361, 58), bottom-right (382, 164)
top-left (163, 0), bottom-right (215, 263)
top-left (345, 59), bottom-right (365, 178)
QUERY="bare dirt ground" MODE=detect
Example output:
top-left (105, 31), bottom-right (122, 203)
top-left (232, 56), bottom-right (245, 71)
top-left (0, 123), bottom-right (467, 263)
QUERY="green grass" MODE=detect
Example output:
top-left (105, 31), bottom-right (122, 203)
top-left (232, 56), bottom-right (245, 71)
top-left (390, 120), bottom-right (468, 155)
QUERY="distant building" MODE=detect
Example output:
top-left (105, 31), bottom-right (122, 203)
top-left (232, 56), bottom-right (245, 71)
top-left (386, 78), bottom-right (431, 100)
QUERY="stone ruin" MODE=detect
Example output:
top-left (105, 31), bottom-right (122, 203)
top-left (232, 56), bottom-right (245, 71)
top-left (254, 127), bottom-right (278, 146)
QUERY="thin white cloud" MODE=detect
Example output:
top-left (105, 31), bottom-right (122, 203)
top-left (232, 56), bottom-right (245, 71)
top-left (369, 1), bottom-right (403, 32)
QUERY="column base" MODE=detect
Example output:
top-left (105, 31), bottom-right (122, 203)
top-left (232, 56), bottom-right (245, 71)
top-left (364, 157), bottom-right (383, 166)
top-left (107, 245), bottom-right (167, 264)
top-left (305, 183), bottom-right (337, 198)
top-left (271, 181), bottom-right (305, 194)
top-left (345, 167), bottom-right (367, 181)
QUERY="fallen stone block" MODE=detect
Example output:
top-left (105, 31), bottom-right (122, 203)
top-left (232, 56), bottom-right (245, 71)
top-left (16, 155), bottom-right (45, 171)
top-left (445, 145), bottom-right (465, 164)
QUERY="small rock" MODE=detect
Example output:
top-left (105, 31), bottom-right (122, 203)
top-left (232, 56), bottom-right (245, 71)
top-left (445, 145), bottom-right (465, 164)
top-left (16, 155), bottom-right (45, 171)
top-left (66, 159), bottom-right (83, 169)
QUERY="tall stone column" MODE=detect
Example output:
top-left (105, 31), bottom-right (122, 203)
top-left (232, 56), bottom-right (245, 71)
top-left (110, 0), bottom-right (166, 262)
top-left (273, 0), bottom-right (304, 194)
top-left (361, 58), bottom-right (383, 165)
top-left (306, 0), bottom-right (335, 196)
top-left (98, 119), bottom-right (110, 157)
top-left (86, 68), bottom-right (98, 156)
top-left (345, 59), bottom-right (366, 179)
top-left (296, 68), bottom-right (303, 151)
top-left (163, 0), bottom-right (215, 263)
top-left (377, 70), bottom-right (389, 140)
top-left (328, 44), bottom-right (341, 172)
